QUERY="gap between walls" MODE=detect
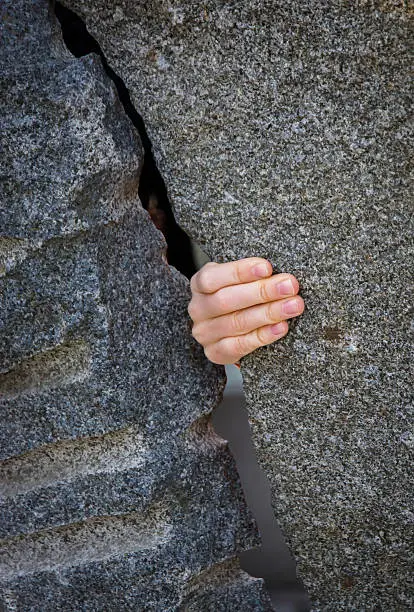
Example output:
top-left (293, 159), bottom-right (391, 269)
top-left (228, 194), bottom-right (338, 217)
top-left (54, 2), bottom-right (196, 281)
top-left (54, 4), bottom-right (309, 610)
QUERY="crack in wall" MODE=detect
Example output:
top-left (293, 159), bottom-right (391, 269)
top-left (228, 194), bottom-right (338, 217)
top-left (214, 368), bottom-right (311, 612)
top-left (55, 2), bottom-right (196, 280)
top-left (54, 4), bottom-right (309, 609)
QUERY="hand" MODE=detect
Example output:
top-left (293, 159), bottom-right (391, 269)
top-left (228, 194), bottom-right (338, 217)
top-left (188, 257), bottom-right (304, 365)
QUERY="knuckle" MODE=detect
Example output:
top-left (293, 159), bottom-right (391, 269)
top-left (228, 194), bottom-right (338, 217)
top-left (187, 300), bottom-right (199, 321)
top-left (258, 280), bottom-right (270, 303)
top-left (197, 262), bottom-right (217, 293)
top-left (235, 335), bottom-right (246, 354)
top-left (204, 345), bottom-right (221, 364)
top-left (231, 310), bottom-right (246, 334)
top-left (191, 323), bottom-right (202, 342)
top-left (214, 290), bottom-right (231, 313)
top-left (197, 273), bottom-right (212, 294)
top-left (232, 262), bottom-right (243, 284)
top-left (189, 272), bottom-right (198, 293)
top-left (255, 326), bottom-right (269, 346)
top-left (213, 338), bottom-right (240, 364)
top-left (233, 335), bottom-right (249, 359)
top-left (265, 301), bottom-right (278, 322)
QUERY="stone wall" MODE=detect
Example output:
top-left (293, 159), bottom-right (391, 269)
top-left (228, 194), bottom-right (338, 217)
top-left (58, 1), bottom-right (413, 609)
top-left (0, 1), bottom-right (272, 609)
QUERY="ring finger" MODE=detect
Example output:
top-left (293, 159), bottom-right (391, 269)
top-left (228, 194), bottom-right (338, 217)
top-left (192, 295), bottom-right (304, 345)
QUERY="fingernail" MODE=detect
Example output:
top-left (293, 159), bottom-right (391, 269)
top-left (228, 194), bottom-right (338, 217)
top-left (277, 279), bottom-right (294, 296)
top-left (253, 263), bottom-right (270, 278)
top-left (271, 322), bottom-right (285, 336)
top-left (283, 298), bottom-right (301, 315)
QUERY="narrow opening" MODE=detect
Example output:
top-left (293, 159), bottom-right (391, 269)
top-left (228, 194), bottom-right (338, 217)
top-left (55, 2), bottom-right (196, 280)
top-left (54, 5), bottom-right (310, 609)
top-left (214, 368), bottom-right (310, 612)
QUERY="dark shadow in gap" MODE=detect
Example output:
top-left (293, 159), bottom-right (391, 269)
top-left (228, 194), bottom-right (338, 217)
top-left (55, 4), bottom-right (310, 609)
top-left (55, 1), bottom-right (196, 280)
top-left (213, 366), bottom-right (311, 612)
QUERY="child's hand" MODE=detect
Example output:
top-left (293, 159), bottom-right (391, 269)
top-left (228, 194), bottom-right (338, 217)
top-left (188, 257), bottom-right (304, 365)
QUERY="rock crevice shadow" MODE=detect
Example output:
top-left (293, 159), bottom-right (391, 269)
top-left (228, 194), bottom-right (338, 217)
top-left (55, 1), bottom-right (196, 280)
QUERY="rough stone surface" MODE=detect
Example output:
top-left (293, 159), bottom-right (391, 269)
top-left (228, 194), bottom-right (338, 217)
top-left (0, 2), bottom-right (272, 609)
top-left (62, 0), bottom-right (413, 609)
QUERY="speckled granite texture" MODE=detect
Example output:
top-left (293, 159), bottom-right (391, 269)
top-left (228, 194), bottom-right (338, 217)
top-left (61, 0), bottom-right (413, 609)
top-left (0, 1), bottom-right (273, 609)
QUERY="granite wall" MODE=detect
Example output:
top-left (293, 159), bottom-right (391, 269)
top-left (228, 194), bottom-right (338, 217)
top-left (0, 1), bottom-right (273, 609)
top-left (57, 0), bottom-right (413, 610)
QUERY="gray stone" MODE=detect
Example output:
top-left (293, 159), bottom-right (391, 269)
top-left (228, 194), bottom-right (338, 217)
top-left (61, 0), bottom-right (413, 609)
top-left (0, 1), bottom-right (271, 609)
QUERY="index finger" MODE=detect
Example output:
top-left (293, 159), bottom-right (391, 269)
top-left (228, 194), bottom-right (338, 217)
top-left (190, 258), bottom-right (272, 295)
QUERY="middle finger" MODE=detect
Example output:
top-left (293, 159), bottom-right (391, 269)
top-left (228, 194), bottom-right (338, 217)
top-left (189, 273), bottom-right (299, 321)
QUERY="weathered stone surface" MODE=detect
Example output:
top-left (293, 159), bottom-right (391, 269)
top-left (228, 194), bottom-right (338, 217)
top-left (62, 1), bottom-right (413, 609)
top-left (0, 1), bottom-right (272, 609)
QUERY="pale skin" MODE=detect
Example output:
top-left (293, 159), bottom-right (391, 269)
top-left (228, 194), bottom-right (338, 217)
top-left (188, 257), bottom-right (305, 365)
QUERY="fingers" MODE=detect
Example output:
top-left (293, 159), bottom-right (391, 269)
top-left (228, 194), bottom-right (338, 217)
top-left (190, 258), bottom-right (272, 295)
top-left (203, 321), bottom-right (289, 365)
top-left (188, 272), bottom-right (299, 321)
top-left (189, 258), bottom-right (304, 365)
top-left (192, 294), bottom-right (304, 345)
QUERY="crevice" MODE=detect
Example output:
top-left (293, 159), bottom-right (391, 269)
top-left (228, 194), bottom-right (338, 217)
top-left (54, 2), bottom-right (196, 280)
top-left (213, 366), bottom-right (311, 612)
